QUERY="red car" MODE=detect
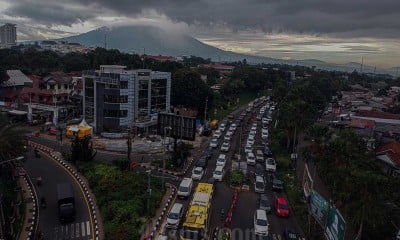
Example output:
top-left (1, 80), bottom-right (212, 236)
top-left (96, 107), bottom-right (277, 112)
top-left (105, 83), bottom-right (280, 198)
top-left (275, 196), bottom-right (289, 217)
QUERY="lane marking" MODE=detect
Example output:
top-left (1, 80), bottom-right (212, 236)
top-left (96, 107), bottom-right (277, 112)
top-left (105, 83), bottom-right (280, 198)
top-left (70, 223), bottom-right (75, 239)
top-left (75, 222), bottom-right (80, 238)
top-left (81, 221), bottom-right (86, 237)
top-left (86, 221), bottom-right (91, 236)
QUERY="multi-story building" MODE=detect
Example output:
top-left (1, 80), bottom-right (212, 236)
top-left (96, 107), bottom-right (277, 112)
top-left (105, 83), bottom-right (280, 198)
top-left (0, 23), bottom-right (16, 47)
top-left (82, 65), bottom-right (171, 133)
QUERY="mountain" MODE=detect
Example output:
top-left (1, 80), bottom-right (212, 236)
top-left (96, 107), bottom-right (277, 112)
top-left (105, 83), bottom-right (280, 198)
top-left (57, 25), bottom-right (395, 75)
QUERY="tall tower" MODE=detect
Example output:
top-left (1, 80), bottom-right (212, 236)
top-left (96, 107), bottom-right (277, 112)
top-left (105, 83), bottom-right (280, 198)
top-left (0, 23), bottom-right (17, 47)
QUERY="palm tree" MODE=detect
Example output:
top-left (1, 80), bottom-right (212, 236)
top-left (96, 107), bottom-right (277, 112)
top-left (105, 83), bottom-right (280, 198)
top-left (0, 114), bottom-right (26, 161)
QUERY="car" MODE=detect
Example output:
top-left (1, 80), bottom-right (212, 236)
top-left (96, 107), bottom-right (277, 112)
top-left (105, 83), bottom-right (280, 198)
top-left (272, 178), bottom-right (283, 191)
top-left (263, 146), bottom-right (273, 157)
top-left (255, 163), bottom-right (264, 177)
top-left (165, 203), bottom-right (184, 229)
top-left (262, 118), bottom-right (269, 125)
top-left (230, 123), bottom-right (237, 130)
top-left (249, 130), bottom-right (257, 136)
top-left (246, 152), bottom-right (256, 165)
top-left (219, 123), bottom-right (226, 132)
top-left (213, 130), bottom-right (222, 139)
top-left (275, 197), bottom-right (289, 217)
top-left (247, 138), bottom-right (255, 145)
top-left (191, 167), bottom-right (205, 180)
top-left (265, 158), bottom-right (276, 172)
top-left (213, 165), bottom-right (225, 181)
top-left (220, 141), bottom-right (230, 152)
top-left (259, 194), bottom-right (271, 212)
top-left (210, 138), bottom-right (218, 148)
top-left (245, 144), bottom-right (253, 154)
top-left (256, 150), bottom-right (264, 163)
top-left (254, 175), bottom-right (265, 193)
top-left (261, 131), bottom-right (268, 139)
top-left (250, 126), bottom-right (257, 132)
top-left (256, 115), bottom-right (262, 121)
top-left (224, 134), bottom-right (232, 142)
top-left (254, 209), bottom-right (269, 236)
top-left (195, 156), bottom-right (208, 169)
top-left (270, 106), bottom-right (275, 111)
top-left (202, 148), bottom-right (213, 160)
top-left (216, 154), bottom-right (226, 168)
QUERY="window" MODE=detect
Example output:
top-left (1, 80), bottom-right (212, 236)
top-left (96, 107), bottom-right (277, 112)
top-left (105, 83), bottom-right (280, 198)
top-left (64, 84), bottom-right (68, 89)
top-left (104, 95), bottom-right (128, 103)
top-left (103, 110), bottom-right (128, 118)
top-left (120, 81), bottom-right (128, 89)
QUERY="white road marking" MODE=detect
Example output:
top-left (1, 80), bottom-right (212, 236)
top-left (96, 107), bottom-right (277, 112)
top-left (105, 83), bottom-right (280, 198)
top-left (86, 221), bottom-right (91, 236)
top-left (76, 222), bottom-right (81, 238)
top-left (70, 223), bottom-right (75, 239)
top-left (81, 222), bottom-right (86, 237)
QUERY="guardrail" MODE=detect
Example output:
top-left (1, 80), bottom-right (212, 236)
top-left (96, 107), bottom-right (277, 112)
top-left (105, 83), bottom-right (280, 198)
top-left (21, 169), bottom-right (39, 240)
top-left (28, 141), bottom-right (102, 240)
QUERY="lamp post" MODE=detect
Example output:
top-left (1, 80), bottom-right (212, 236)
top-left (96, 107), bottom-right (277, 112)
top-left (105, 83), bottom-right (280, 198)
top-left (162, 126), bottom-right (172, 191)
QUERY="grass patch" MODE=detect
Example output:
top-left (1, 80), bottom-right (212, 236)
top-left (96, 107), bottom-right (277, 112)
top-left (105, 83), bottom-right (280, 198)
top-left (76, 161), bottom-right (164, 240)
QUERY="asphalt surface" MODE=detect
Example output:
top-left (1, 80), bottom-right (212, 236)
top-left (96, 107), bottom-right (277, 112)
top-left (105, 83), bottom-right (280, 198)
top-left (23, 149), bottom-right (92, 240)
top-left (162, 98), bottom-right (304, 240)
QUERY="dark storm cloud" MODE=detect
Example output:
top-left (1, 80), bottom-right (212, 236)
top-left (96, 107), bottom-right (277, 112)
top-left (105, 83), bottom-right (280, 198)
top-left (3, 0), bottom-right (400, 38)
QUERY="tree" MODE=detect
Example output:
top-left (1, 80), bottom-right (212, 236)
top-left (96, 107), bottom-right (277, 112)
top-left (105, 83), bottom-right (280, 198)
top-left (0, 114), bottom-right (26, 160)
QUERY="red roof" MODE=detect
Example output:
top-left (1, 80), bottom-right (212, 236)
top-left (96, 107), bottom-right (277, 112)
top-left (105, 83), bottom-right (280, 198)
top-left (200, 63), bottom-right (235, 70)
top-left (144, 55), bottom-right (177, 61)
top-left (376, 141), bottom-right (400, 167)
top-left (349, 119), bottom-right (375, 129)
top-left (356, 110), bottom-right (400, 120)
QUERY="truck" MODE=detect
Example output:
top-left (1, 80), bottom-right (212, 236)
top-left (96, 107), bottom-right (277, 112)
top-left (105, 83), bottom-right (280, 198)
top-left (57, 183), bottom-right (76, 223)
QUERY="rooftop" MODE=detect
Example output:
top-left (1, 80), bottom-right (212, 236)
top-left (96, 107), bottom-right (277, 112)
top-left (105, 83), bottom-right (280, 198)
top-left (1, 70), bottom-right (32, 87)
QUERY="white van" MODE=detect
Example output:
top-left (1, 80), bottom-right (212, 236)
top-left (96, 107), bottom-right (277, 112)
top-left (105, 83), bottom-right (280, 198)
top-left (178, 178), bottom-right (193, 199)
top-left (166, 203), bottom-right (184, 229)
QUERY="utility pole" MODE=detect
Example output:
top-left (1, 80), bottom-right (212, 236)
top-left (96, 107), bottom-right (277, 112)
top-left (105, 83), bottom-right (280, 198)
top-left (162, 126), bottom-right (171, 191)
top-left (127, 128), bottom-right (132, 162)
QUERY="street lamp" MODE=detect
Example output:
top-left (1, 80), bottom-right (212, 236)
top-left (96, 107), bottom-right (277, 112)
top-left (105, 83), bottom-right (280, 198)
top-left (162, 126), bottom-right (172, 191)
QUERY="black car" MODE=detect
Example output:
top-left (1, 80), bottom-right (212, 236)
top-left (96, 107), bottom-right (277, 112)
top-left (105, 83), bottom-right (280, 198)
top-left (259, 194), bottom-right (271, 212)
top-left (263, 146), bottom-right (273, 157)
top-left (195, 156), bottom-right (208, 169)
top-left (202, 148), bottom-right (213, 160)
top-left (272, 178), bottom-right (283, 191)
top-left (255, 163), bottom-right (264, 178)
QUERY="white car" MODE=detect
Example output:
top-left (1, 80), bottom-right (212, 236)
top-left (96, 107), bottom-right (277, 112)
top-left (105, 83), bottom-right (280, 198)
top-left (216, 154), bottom-right (226, 168)
top-left (219, 123), bottom-right (226, 132)
top-left (254, 209), bottom-right (269, 236)
top-left (191, 167), bottom-right (205, 180)
top-left (254, 175), bottom-right (265, 193)
top-left (230, 123), bottom-right (237, 131)
top-left (249, 130), bottom-right (257, 136)
top-left (246, 152), bottom-right (256, 165)
top-left (247, 138), bottom-right (255, 145)
top-left (262, 118), bottom-right (269, 125)
top-left (213, 165), bottom-right (225, 181)
top-left (245, 144), bottom-right (253, 154)
top-left (224, 134), bottom-right (232, 142)
top-left (261, 130), bottom-right (268, 140)
top-left (221, 141), bottom-right (230, 152)
top-left (251, 126), bottom-right (257, 132)
top-left (213, 130), bottom-right (222, 139)
top-left (210, 138), bottom-right (218, 148)
top-left (265, 158), bottom-right (276, 172)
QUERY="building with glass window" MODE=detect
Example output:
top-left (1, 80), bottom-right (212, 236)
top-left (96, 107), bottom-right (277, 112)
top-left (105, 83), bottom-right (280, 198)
top-left (82, 65), bottom-right (171, 133)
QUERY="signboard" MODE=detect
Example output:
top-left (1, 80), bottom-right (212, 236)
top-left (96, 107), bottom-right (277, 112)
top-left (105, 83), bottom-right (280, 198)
top-left (310, 190), bottom-right (329, 227)
top-left (325, 208), bottom-right (346, 240)
top-left (157, 113), bottom-right (196, 141)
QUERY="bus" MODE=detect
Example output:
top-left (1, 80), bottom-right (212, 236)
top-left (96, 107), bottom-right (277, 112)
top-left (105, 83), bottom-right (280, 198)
top-left (180, 183), bottom-right (214, 240)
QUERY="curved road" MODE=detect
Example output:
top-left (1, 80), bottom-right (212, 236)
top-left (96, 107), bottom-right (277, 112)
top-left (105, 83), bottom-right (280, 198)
top-left (24, 149), bottom-right (92, 240)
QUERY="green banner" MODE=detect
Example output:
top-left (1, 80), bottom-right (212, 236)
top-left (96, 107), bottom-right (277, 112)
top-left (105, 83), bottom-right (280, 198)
top-left (310, 190), bottom-right (329, 227)
top-left (325, 207), bottom-right (346, 240)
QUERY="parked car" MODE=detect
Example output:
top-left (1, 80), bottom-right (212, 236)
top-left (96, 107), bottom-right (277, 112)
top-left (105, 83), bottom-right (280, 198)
top-left (275, 196), bottom-right (289, 217)
top-left (247, 152), bottom-right (256, 165)
top-left (165, 203), bottom-right (184, 229)
top-left (216, 154), bottom-right (227, 168)
top-left (254, 209), bottom-right (269, 236)
top-left (272, 178), bottom-right (283, 191)
top-left (283, 228), bottom-right (302, 240)
top-left (220, 141), bottom-right (230, 152)
top-left (191, 167), bottom-right (205, 180)
top-left (195, 156), bottom-right (208, 169)
top-left (213, 165), bottom-right (225, 181)
top-left (210, 138), bottom-right (218, 148)
top-left (259, 194), bottom-right (271, 212)
top-left (265, 158), bottom-right (277, 172)
top-left (254, 176), bottom-right (265, 193)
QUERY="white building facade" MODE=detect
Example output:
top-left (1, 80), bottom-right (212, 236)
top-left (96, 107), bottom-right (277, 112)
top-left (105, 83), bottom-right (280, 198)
top-left (0, 23), bottom-right (16, 47)
top-left (82, 65), bottom-right (171, 133)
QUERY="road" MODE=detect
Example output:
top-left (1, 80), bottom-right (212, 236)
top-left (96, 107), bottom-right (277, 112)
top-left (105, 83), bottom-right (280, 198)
top-left (23, 149), bottom-right (92, 239)
top-left (162, 97), bottom-right (304, 240)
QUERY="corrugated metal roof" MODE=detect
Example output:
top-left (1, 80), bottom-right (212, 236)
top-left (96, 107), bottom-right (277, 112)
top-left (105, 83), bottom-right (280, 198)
top-left (1, 70), bottom-right (32, 87)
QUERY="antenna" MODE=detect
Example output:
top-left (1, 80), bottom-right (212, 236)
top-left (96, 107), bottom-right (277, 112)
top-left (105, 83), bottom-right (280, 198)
top-left (360, 57), bottom-right (364, 73)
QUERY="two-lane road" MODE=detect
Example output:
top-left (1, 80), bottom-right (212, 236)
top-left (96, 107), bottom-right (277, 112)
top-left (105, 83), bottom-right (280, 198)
top-left (24, 149), bottom-right (92, 240)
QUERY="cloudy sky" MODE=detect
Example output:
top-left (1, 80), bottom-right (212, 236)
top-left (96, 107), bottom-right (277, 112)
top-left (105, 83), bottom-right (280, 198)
top-left (1, 0), bottom-right (400, 68)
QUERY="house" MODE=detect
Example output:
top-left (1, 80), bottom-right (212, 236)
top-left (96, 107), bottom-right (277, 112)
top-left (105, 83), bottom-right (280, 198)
top-left (376, 141), bottom-right (400, 176)
top-left (199, 63), bottom-right (235, 75)
top-left (0, 70), bottom-right (32, 106)
top-left (352, 110), bottom-right (400, 125)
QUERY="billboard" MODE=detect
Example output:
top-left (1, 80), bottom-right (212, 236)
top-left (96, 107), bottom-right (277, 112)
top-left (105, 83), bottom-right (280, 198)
top-left (325, 207), bottom-right (346, 240)
top-left (157, 113), bottom-right (196, 141)
top-left (310, 190), bottom-right (329, 227)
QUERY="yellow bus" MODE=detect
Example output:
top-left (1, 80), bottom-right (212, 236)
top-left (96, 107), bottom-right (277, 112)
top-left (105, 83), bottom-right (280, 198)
top-left (180, 183), bottom-right (214, 240)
